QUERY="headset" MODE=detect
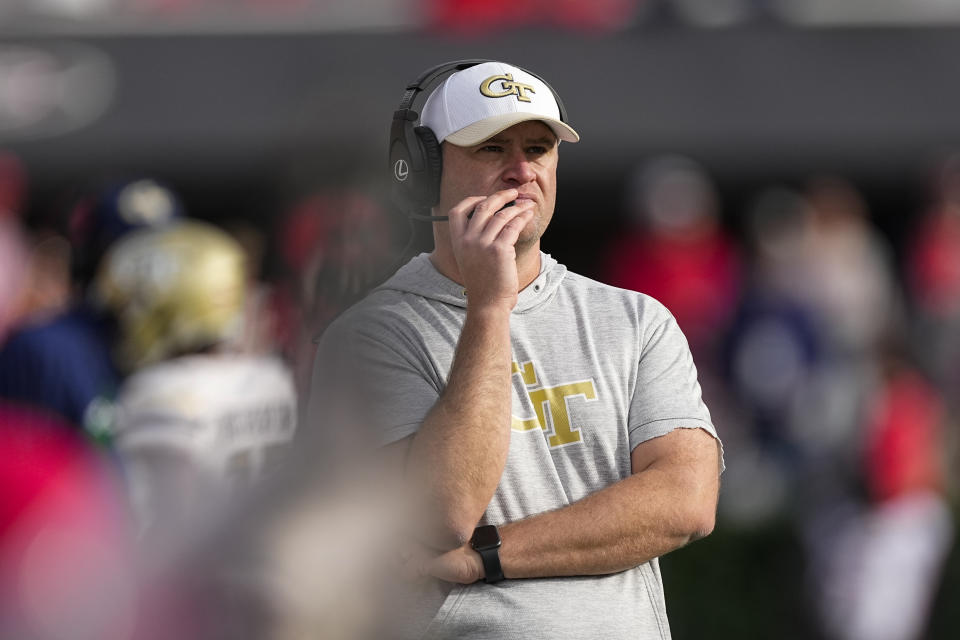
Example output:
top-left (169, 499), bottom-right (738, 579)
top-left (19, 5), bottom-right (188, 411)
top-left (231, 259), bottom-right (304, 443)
top-left (388, 59), bottom-right (570, 221)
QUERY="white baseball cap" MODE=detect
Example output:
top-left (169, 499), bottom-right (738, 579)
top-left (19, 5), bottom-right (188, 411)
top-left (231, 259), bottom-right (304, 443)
top-left (420, 61), bottom-right (580, 147)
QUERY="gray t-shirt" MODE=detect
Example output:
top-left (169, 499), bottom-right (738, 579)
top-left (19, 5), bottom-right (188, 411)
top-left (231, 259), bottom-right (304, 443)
top-left (310, 252), bottom-right (722, 640)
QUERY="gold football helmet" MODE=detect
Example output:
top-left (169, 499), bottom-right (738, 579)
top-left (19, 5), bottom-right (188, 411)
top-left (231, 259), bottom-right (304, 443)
top-left (93, 220), bottom-right (247, 370)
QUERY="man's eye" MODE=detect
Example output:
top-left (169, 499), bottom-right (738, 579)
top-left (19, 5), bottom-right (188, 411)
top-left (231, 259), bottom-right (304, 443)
top-left (480, 145), bottom-right (503, 153)
top-left (527, 146), bottom-right (548, 154)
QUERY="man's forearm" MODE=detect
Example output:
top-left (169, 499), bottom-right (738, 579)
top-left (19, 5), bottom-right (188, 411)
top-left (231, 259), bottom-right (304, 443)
top-left (500, 439), bottom-right (718, 578)
top-left (405, 303), bottom-right (514, 548)
top-left (424, 428), bottom-right (721, 583)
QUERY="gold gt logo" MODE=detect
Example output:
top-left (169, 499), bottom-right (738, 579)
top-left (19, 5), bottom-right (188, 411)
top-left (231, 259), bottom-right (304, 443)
top-left (479, 73), bottom-right (536, 103)
top-left (510, 361), bottom-right (597, 448)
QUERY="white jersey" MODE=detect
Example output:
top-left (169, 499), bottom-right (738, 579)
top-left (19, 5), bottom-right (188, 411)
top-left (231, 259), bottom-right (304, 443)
top-left (113, 353), bottom-right (297, 533)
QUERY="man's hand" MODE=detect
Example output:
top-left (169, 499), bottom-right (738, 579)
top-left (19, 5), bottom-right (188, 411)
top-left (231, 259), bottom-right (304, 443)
top-left (426, 543), bottom-right (484, 584)
top-left (414, 544), bottom-right (484, 585)
top-left (446, 188), bottom-right (535, 311)
top-left (398, 541), bottom-right (484, 585)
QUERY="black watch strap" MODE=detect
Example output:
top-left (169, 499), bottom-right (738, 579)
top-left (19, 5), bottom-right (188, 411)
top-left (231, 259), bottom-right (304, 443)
top-left (470, 525), bottom-right (504, 584)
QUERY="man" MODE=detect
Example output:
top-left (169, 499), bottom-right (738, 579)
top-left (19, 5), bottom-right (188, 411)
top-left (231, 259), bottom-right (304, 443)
top-left (310, 60), bottom-right (723, 639)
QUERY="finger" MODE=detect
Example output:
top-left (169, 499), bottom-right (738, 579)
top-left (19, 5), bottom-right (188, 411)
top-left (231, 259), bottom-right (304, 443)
top-left (424, 554), bottom-right (454, 583)
top-left (495, 208), bottom-right (536, 246)
top-left (469, 199), bottom-right (516, 220)
top-left (464, 189), bottom-right (520, 226)
top-left (478, 200), bottom-right (535, 243)
top-left (447, 196), bottom-right (486, 237)
top-left (425, 549), bottom-right (479, 584)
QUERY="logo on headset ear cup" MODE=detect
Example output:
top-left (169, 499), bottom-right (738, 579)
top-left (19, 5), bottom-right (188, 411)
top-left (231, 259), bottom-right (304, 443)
top-left (394, 159), bottom-right (409, 182)
top-left (391, 125), bottom-right (443, 212)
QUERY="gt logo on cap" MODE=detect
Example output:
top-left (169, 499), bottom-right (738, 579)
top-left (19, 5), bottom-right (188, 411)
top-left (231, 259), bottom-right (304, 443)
top-left (479, 73), bottom-right (536, 103)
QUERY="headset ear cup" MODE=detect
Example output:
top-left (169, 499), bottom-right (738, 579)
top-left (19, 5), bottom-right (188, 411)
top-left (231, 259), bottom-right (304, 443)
top-left (414, 126), bottom-right (443, 209)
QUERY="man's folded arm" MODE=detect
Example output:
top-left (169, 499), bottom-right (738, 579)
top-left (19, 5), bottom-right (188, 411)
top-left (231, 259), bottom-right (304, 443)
top-left (421, 426), bottom-right (721, 583)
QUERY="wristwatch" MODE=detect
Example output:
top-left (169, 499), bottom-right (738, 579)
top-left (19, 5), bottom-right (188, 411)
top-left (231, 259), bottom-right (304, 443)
top-left (470, 525), bottom-right (504, 584)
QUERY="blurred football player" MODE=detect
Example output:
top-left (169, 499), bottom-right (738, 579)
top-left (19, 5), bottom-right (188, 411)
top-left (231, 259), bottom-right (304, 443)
top-left (93, 220), bottom-right (297, 539)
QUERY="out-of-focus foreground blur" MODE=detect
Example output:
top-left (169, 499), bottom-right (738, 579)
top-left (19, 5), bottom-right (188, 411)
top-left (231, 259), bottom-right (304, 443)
top-left (3, 2), bottom-right (960, 639)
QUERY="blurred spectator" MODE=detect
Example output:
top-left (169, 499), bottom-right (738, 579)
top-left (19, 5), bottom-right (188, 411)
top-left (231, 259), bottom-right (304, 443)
top-left (864, 346), bottom-right (946, 504)
top-left (602, 155), bottom-right (742, 361)
top-left (733, 177), bottom-right (950, 640)
top-left (0, 178), bottom-right (181, 430)
top-left (741, 186), bottom-right (810, 296)
top-left (731, 184), bottom-right (883, 469)
top-left (93, 220), bottom-right (297, 539)
top-left (0, 150), bottom-right (27, 218)
top-left (906, 153), bottom-right (960, 400)
top-left (0, 401), bottom-right (138, 640)
top-left (0, 152), bottom-right (35, 342)
top-left (909, 155), bottom-right (960, 319)
top-left (718, 187), bottom-right (825, 525)
top-left (273, 189), bottom-right (396, 409)
top-left (0, 152), bottom-right (71, 323)
top-left (724, 187), bottom-right (821, 440)
top-left (809, 344), bottom-right (952, 640)
top-left (0, 217), bottom-right (31, 344)
top-left (222, 218), bottom-right (282, 357)
top-left (1, 177), bottom-right (139, 637)
top-left (796, 176), bottom-right (902, 355)
top-left (726, 178), bottom-right (903, 524)
top-left (17, 232), bottom-right (73, 322)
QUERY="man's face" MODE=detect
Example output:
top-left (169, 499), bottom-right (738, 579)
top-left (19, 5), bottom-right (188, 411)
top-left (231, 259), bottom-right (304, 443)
top-left (435, 120), bottom-right (559, 251)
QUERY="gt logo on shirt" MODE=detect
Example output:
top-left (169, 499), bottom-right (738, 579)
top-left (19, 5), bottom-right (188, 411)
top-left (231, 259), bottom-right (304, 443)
top-left (511, 361), bottom-right (597, 447)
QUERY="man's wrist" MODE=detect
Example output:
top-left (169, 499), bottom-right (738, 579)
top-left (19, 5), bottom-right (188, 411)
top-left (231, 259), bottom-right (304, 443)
top-left (467, 545), bottom-right (486, 582)
top-left (470, 524), bottom-right (505, 583)
top-left (464, 299), bottom-right (516, 319)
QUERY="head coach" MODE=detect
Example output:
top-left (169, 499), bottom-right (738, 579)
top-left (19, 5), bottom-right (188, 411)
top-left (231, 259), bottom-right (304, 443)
top-left (309, 59), bottom-right (724, 639)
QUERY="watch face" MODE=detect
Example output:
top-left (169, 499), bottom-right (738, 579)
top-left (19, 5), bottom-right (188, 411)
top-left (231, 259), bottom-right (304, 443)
top-left (471, 525), bottom-right (501, 549)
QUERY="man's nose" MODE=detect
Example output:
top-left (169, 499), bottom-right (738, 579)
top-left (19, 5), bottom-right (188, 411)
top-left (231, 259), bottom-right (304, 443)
top-left (502, 150), bottom-right (536, 185)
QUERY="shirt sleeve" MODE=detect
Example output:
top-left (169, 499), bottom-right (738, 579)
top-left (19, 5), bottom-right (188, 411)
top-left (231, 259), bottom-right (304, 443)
top-left (308, 311), bottom-right (441, 448)
top-left (627, 302), bottom-right (724, 470)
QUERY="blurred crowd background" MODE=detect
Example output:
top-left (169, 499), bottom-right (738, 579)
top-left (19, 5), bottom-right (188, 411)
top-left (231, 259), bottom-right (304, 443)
top-left (3, 1), bottom-right (960, 639)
